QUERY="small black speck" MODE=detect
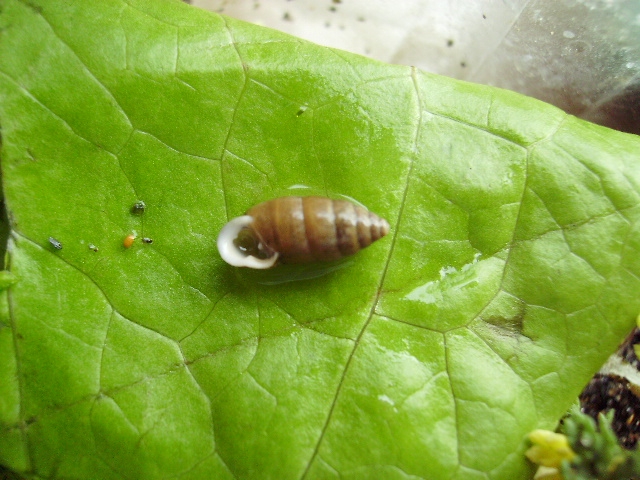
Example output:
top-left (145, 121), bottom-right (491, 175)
top-left (131, 200), bottom-right (146, 215)
top-left (482, 14), bottom-right (487, 19)
top-left (446, 39), bottom-right (454, 47)
top-left (283, 11), bottom-right (292, 21)
top-left (142, 237), bottom-right (154, 244)
top-left (48, 237), bottom-right (62, 250)
top-left (329, 6), bottom-right (337, 12)
top-left (460, 61), bottom-right (467, 68)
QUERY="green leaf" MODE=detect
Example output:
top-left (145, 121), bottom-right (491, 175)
top-left (1, 0), bottom-right (640, 478)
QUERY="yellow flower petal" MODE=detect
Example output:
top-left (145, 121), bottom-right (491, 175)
top-left (533, 466), bottom-right (563, 480)
top-left (526, 429), bottom-right (576, 468)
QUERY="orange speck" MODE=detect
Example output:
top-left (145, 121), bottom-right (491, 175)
top-left (123, 234), bottom-right (136, 248)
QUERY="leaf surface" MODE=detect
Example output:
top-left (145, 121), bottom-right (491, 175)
top-left (1, 1), bottom-right (640, 479)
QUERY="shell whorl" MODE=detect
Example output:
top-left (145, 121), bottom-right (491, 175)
top-left (246, 196), bottom-right (389, 264)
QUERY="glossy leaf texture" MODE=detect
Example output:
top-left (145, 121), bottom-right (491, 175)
top-left (1, 1), bottom-right (640, 479)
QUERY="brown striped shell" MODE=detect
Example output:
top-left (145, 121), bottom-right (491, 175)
top-left (217, 196), bottom-right (390, 269)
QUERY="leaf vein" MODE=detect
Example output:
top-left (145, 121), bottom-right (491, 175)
top-left (0, 70), bottom-right (112, 154)
top-left (33, 3), bottom-right (134, 138)
top-left (299, 66), bottom-right (423, 479)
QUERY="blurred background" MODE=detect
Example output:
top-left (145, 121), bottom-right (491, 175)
top-left (190, 0), bottom-right (640, 135)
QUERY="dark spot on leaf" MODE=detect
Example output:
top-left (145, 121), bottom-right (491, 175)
top-left (480, 301), bottom-right (528, 339)
top-left (483, 13), bottom-right (487, 19)
top-left (329, 6), bottom-right (337, 12)
top-left (482, 313), bottom-right (525, 336)
top-left (283, 11), bottom-right (292, 21)
top-left (447, 39), bottom-right (454, 47)
top-left (460, 61), bottom-right (467, 68)
top-left (357, 16), bottom-right (365, 22)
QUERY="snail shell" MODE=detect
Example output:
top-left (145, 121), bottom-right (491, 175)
top-left (217, 196), bottom-right (390, 269)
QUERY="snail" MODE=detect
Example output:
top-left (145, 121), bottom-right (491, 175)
top-left (217, 196), bottom-right (390, 269)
